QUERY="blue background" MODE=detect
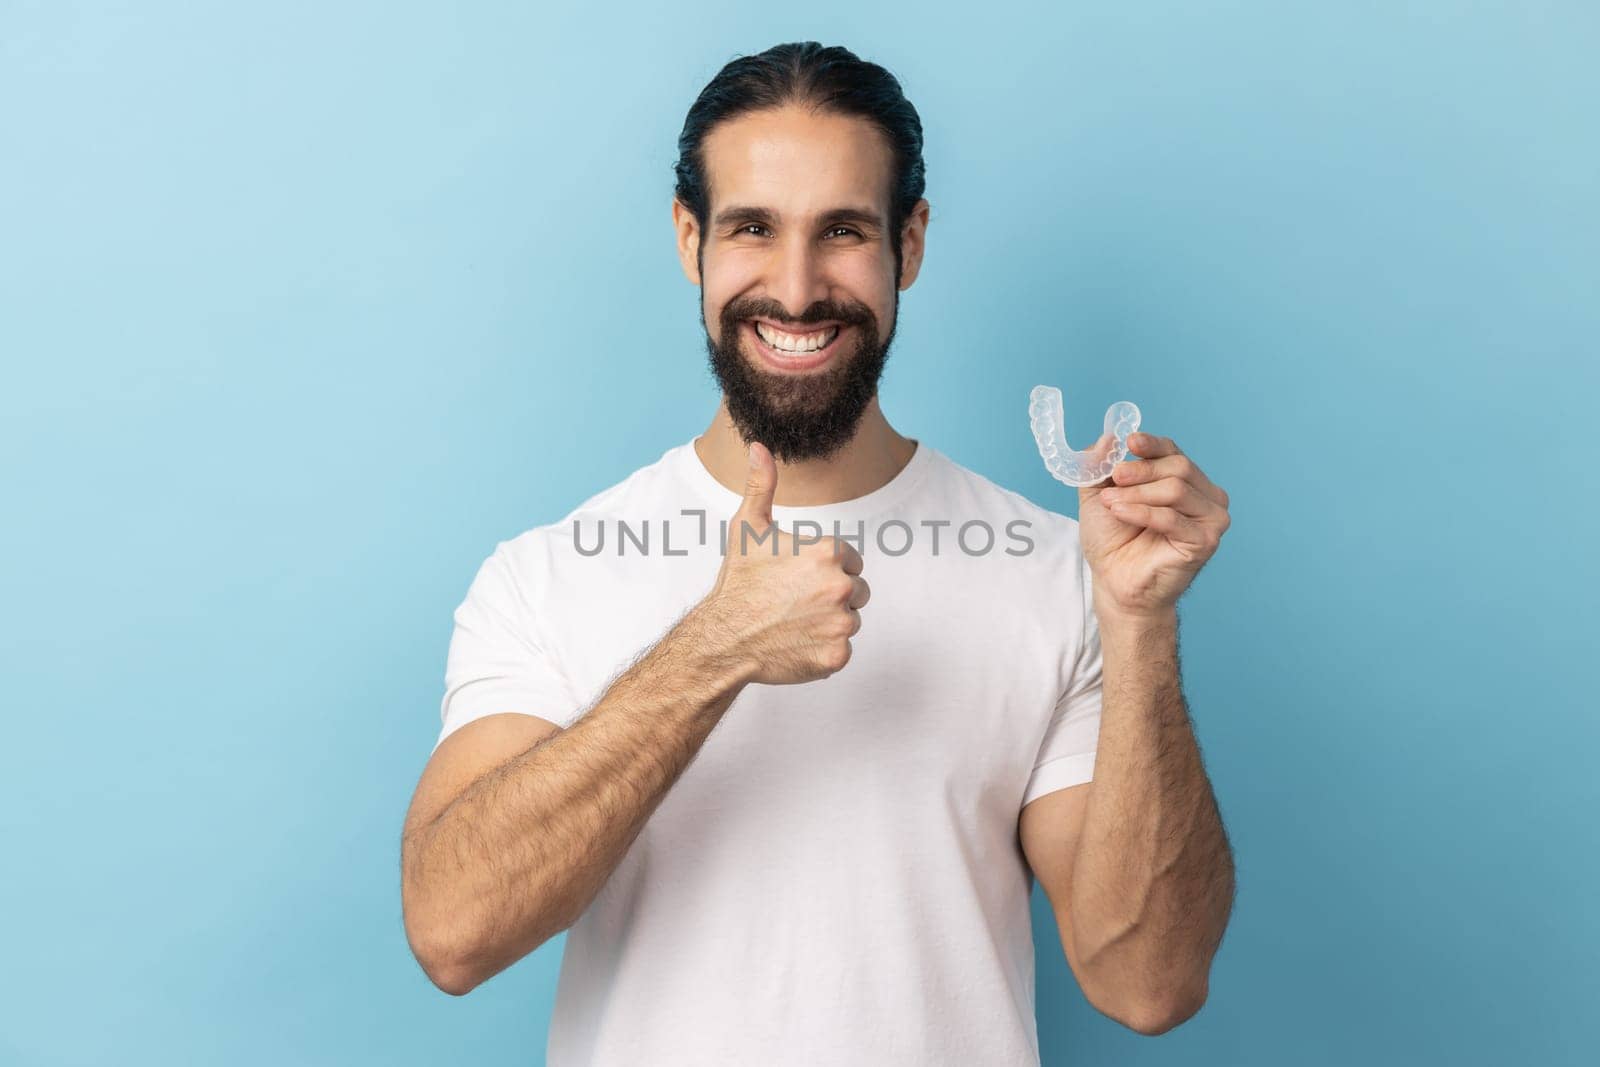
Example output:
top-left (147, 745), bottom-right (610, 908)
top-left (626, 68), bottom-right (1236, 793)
top-left (3, 2), bottom-right (1595, 1064)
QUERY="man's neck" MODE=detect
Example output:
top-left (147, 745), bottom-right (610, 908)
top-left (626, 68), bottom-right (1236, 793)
top-left (693, 398), bottom-right (918, 507)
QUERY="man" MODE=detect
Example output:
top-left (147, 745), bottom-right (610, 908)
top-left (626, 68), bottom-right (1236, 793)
top-left (401, 41), bottom-right (1235, 1066)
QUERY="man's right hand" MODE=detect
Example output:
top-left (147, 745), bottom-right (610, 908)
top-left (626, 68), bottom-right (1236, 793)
top-left (696, 441), bottom-right (870, 685)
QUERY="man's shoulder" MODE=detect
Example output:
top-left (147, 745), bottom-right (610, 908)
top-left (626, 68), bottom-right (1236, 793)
top-left (496, 440), bottom-right (693, 557)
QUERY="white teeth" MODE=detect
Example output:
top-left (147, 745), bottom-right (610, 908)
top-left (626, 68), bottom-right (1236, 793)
top-left (753, 321), bottom-right (839, 353)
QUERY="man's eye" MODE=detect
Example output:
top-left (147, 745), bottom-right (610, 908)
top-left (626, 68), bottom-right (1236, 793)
top-left (739, 224), bottom-right (770, 237)
top-left (825, 227), bottom-right (862, 239)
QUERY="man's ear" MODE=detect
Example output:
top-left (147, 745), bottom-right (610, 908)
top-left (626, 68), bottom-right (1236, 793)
top-left (897, 198), bottom-right (931, 291)
top-left (672, 198), bottom-right (702, 286)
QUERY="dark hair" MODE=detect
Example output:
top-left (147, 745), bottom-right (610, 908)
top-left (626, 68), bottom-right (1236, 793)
top-left (673, 42), bottom-right (926, 282)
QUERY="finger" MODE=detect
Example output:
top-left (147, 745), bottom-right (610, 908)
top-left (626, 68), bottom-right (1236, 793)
top-left (1113, 453), bottom-right (1225, 503)
top-left (1103, 499), bottom-right (1212, 547)
top-left (846, 607), bottom-right (862, 637)
top-left (1101, 475), bottom-right (1217, 520)
top-left (848, 575), bottom-right (871, 610)
top-left (833, 538), bottom-right (865, 576)
top-left (1126, 431), bottom-right (1180, 459)
top-left (1114, 439), bottom-right (1228, 508)
top-left (735, 441), bottom-right (777, 527)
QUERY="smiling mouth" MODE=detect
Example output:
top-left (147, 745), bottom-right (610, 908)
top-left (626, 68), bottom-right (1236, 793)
top-left (750, 319), bottom-right (842, 354)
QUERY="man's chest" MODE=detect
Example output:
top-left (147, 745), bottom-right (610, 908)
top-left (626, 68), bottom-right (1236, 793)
top-left (553, 549), bottom-right (1069, 812)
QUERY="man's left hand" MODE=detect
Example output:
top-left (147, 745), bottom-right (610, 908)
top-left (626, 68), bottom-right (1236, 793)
top-left (1078, 431), bottom-right (1231, 619)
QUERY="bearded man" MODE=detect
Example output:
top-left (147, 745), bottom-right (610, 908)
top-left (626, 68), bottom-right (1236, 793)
top-left (401, 40), bottom-right (1235, 1067)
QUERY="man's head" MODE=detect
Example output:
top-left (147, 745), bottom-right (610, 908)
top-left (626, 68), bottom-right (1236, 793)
top-left (672, 43), bottom-right (930, 462)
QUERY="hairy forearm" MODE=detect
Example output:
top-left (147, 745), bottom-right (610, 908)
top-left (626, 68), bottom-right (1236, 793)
top-left (1069, 601), bottom-right (1234, 1024)
top-left (402, 602), bottom-right (753, 993)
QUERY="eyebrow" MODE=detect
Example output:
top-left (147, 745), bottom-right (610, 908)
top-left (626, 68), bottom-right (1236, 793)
top-left (712, 205), bottom-right (886, 232)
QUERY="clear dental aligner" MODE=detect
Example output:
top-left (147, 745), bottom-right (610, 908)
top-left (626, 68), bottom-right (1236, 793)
top-left (1028, 384), bottom-right (1142, 487)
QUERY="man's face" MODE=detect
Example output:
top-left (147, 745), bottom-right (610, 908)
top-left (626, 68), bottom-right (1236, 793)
top-left (675, 106), bottom-right (926, 462)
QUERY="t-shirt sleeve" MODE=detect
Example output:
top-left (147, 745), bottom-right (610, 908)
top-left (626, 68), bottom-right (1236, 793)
top-left (1022, 551), bottom-right (1103, 806)
top-left (432, 541), bottom-right (582, 754)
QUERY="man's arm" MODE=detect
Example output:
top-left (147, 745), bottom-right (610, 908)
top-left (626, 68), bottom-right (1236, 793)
top-left (401, 440), bottom-right (869, 996)
top-left (1021, 604), bottom-right (1234, 1036)
top-left (401, 603), bottom-right (752, 995)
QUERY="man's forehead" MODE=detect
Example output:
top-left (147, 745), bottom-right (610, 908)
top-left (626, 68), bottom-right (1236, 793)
top-left (701, 107), bottom-right (892, 220)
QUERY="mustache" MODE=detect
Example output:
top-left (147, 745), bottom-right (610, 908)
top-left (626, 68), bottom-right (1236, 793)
top-left (721, 297), bottom-right (875, 330)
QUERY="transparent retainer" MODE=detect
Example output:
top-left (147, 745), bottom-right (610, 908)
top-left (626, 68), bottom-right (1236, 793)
top-left (1028, 385), bottom-right (1142, 487)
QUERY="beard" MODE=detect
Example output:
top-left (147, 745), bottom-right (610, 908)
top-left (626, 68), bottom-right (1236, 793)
top-left (702, 289), bottom-right (899, 463)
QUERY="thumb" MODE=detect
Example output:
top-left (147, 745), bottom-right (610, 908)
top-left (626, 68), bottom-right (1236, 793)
top-left (1078, 432), bottom-right (1115, 504)
top-left (736, 440), bottom-right (777, 528)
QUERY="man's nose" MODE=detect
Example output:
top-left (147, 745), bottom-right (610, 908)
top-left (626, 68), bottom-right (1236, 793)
top-left (766, 237), bottom-right (830, 320)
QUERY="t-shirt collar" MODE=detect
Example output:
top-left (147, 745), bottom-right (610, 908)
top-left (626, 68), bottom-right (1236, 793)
top-left (672, 434), bottom-right (936, 526)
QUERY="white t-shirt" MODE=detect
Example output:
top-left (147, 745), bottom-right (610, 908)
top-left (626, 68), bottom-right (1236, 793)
top-left (435, 437), bottom-right (1104, 1066)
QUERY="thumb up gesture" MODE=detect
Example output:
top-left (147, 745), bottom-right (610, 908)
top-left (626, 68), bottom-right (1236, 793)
top-left (698, 442), bottom-right (871, 684)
